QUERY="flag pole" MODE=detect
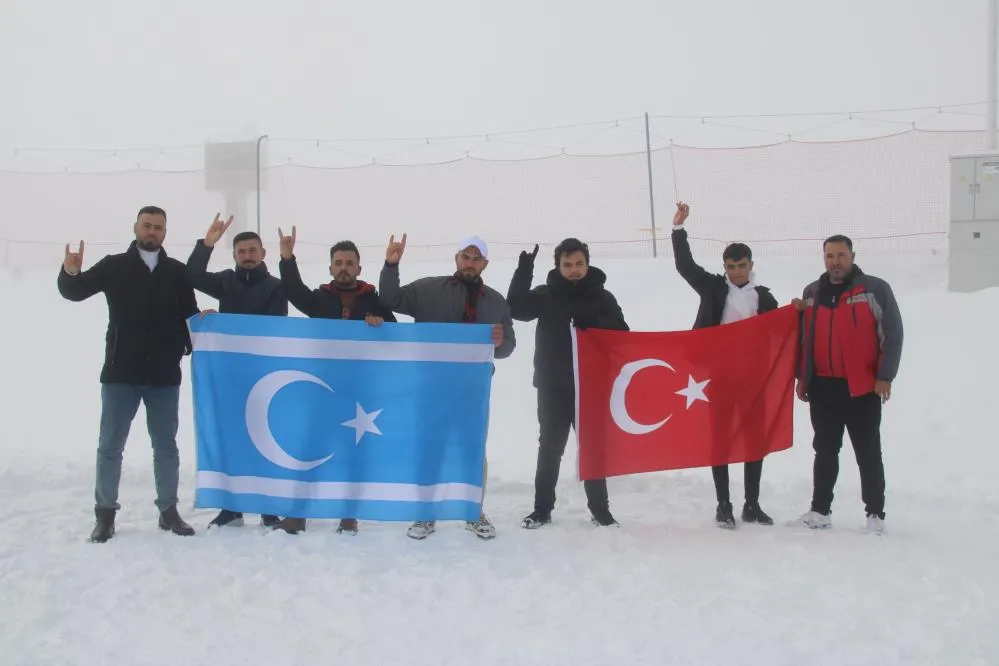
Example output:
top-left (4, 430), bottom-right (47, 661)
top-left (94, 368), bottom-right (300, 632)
top-left (644, 111), bottom-right (658, 258)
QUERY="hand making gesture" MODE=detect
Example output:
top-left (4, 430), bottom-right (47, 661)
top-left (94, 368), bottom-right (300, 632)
top-left (204, 213), bottom-right (234, 248)
top-left (63, 241), bottom-right (85, 275)
top-left (385, 233), bottom-right (407, 265)
top-left (278, 226), bottom-right (297, 261)
top-left (673, 201), bottom-right (690, 226)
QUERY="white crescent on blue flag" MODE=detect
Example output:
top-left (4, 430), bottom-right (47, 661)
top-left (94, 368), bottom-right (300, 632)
top-left (187, 314), bottom-right (495, 522)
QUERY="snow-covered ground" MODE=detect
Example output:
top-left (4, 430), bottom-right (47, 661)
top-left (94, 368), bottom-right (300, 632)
top-left (1, 250), bottom-right (997, 666)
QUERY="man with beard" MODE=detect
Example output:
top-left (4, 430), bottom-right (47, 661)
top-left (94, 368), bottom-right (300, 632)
top-left (670, 201), bottom-right (779, 529)
top-left (186, 213), bottom-right (288, 529)
top-left (379, 233), bottom-right (516, 540)
top-left (276, 226), bottom-right (397, 535)
top-left (58, 206), bottom-right (203, 543)
top-left (506, 237), bottom-right (628, 529)
top-left (789, 235), bottom-right (903, 536)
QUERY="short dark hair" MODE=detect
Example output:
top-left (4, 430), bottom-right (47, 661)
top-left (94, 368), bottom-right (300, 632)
top-left (137, 205), bottom-right (166, 220)
top-left (232, 231), bottom-right (262, 247)
top-left (722, 242), bottom-right (752, 263)
top-left (330, 240), bottom-right (360, 261)
top-left (554, 237), bottom-right (589, 266)
top-left (823, 234), bottom-right (853, 251)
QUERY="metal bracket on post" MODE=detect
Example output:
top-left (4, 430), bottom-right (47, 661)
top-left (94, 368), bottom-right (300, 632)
top-left (643, 112), bottom-right (658, 258)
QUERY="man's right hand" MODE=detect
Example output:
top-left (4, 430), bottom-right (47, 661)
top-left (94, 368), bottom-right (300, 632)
top-left (518, 243), bottom-right (539, 269)
top-left (673, 201), bottom-right (690, 226)
top-left (795, 380), bottom-right (809, 402)
top-left (63, 241), bottom-right (85, 275)
top-left (278, 226), bottom-right (296, 261)
top-left (204, 213), bottom-right (234, 248)
top-left (385, 233), bottom-right (407, 265)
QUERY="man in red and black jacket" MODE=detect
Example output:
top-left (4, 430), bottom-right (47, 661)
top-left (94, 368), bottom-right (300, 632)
top-left (791, 234), bottom-right (903, 535)
top-left (276, 229), bottom-right (396, 536)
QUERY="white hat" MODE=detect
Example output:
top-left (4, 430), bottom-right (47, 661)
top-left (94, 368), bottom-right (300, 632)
top-left (457, 235), bottom-right (488, 259)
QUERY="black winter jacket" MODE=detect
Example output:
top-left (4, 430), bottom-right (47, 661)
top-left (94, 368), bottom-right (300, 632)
top-left (186, 239), bottom-right (288, 316)
top-left (507, 263), bottom-right (628, 390)
top-left (57, 242), bottom-right (200, 386)
top-left (671, 227), bottom-right (778, 328)
top-left (279, 256), bottom-right (397, 322)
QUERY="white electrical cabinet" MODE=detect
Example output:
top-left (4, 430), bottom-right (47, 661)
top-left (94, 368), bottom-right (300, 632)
top-left (949, 152), bottom-right (999, 292)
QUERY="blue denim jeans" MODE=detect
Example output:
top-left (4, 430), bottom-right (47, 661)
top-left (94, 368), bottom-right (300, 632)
top-left (95, 383), bottom-right (180, 512)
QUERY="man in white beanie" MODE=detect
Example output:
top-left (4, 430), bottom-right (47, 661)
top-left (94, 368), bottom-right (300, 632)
top-left (379, 232), bottom-right (516, 540)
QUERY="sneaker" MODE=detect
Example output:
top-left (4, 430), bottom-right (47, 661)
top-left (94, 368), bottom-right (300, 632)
top-left (786, 510), bottom-right (832, 529)
top-left (862, 513), bottom-right (886, 536)
top-left (208, 509), bottom-right (244, 529)
top-left (741, 502), bottom-right (774, 526)
top-left (521, 510), bottom-right (552, 529)
top-left (465, 513), bottom-right (496, 539)
top-left (336, 519), bottom-right (359, 535)
top-left (407, 520), bottom-right (436, 540)
top-left (715, 501), bottom-right (736, 529)
top-left (590, 509), bottom-right (619, 527)
top-left (260, 514), bottom-right (280, 528)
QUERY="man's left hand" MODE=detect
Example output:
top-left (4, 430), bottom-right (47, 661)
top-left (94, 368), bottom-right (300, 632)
top-left (491, 324), bottom-right (503, 347)
top-left (875, 380), bottom-right (891, 403)
top-left (365, 315), bottom-right (385, 327)
top-left (198, 308), bottom-right (217, 319)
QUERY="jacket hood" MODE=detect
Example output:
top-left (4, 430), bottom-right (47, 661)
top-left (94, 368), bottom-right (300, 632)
top-left (545, 265), bottom-right (608, 297)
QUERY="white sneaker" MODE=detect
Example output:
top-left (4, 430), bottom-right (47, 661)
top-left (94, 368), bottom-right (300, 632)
top-left (786, 510), bottom-right (832, 529)
top-left (465, 513), bottom-right (496, 540)
top-left (407, 520), bottom-right (436, 540)
top-left (862, 514), bottom-right (886, 536)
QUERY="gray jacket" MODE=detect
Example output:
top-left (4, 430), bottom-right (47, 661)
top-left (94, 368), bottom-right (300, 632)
top-left (379, 262), bottom-right (516, 360)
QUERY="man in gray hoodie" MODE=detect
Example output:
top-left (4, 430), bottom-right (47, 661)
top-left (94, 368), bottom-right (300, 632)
top-left (379, 233), bottom-right (516, 540)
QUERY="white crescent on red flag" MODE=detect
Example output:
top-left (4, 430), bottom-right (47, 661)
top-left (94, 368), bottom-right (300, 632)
top-left (572, 305), bottom-right (800, 480)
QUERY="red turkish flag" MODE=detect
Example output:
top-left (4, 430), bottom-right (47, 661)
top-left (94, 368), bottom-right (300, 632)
top-left (572, 305), bottom-right (799, 480)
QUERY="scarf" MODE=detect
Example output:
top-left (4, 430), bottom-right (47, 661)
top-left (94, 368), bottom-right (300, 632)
top-left (720, 273), bottom-right (760, 324)
top-left (457, 273), bottom-right (485, 323)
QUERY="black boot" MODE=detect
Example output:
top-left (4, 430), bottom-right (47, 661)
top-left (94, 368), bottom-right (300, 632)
top-left (741, 501), bottom-right (774, 525)
top-left (158, 505), bottom-right (195, 536)
top-left (260, 514), bottom-right (281, 528)
top-left (89, 508), bottom-right (116, 543)
top-left (590, 508), bottom-right (619, 527)
top-left (715, 501), bottom-right (736, 529)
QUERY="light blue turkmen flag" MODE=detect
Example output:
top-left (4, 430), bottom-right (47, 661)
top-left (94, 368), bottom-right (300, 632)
top-left (187, 314), bottom-right (494, 522)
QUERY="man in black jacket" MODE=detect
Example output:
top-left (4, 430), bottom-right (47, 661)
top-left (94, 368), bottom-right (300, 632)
top-left (670, 201), bottom-right (778, 529)
top-left (507, 238), bottom-right (628, 529)
top-left (58, 205), bottom-right (202, 543)
top-left (186, 214), bottom-right (288, 529)
top-left (275, 226), bottom-right (397, 535)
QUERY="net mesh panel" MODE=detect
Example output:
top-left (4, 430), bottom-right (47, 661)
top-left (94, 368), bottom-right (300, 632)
top-left (0, 130), bottom-right (985, 270)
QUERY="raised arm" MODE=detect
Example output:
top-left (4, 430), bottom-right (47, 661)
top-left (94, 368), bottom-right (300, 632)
top-left (278, 256), bottom-right (321, 317)
top-left (506, 244), bottom-right (543, 322)
top-left (670, 202), bottom-right (715, 293)
top-left (57, 241), bottom-right (109, 302)
top-left (186, 239), bottom-right (225, 300)
top-left (378, 233), bottom-right (421, 317)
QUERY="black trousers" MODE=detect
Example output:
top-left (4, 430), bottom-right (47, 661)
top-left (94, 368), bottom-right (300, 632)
top-left (808, 377), bottom-right (885, 518)
top-left (711, 460), bottom-right (762, 505)
top-left (534, 387), bottom-right (609, 515)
